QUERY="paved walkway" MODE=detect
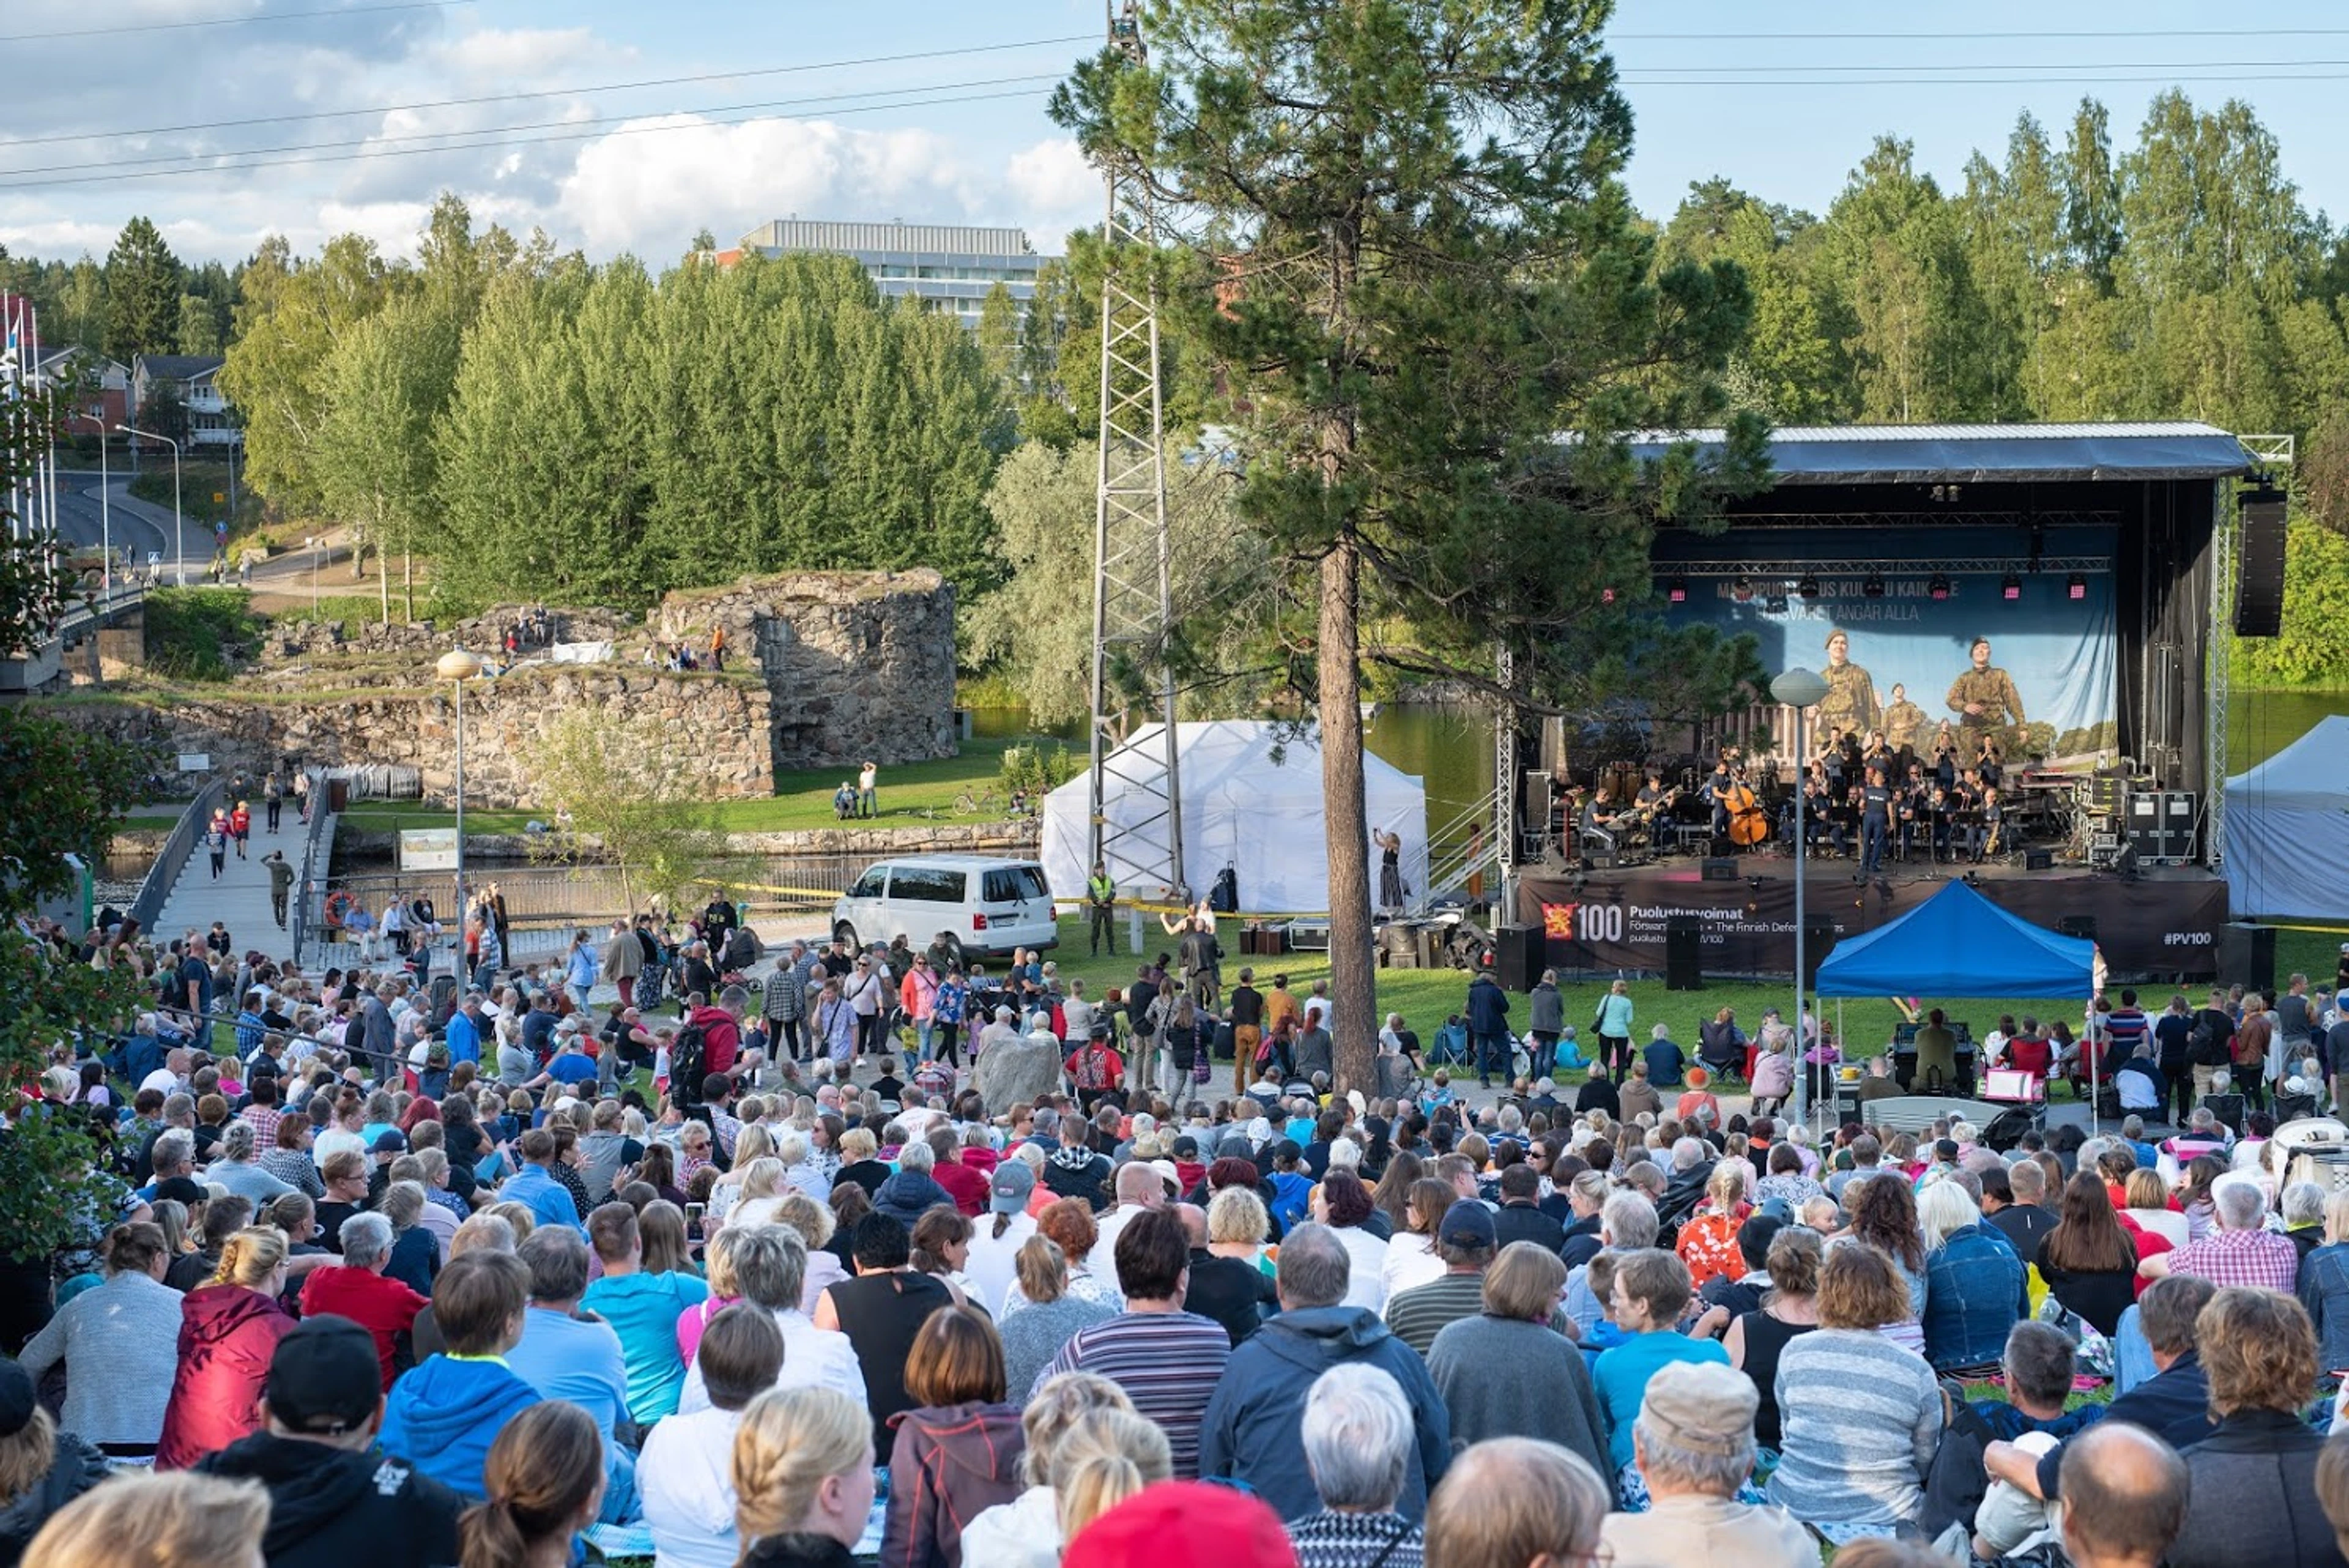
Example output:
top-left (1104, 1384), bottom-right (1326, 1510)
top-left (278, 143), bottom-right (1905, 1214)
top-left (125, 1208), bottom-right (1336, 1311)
top-left (153, 801), bottom-right (334, 960)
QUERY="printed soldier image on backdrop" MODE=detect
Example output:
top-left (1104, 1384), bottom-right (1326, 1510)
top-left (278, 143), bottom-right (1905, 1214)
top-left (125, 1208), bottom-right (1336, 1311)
top-left (1651, 531), bottom-right (2119, 770)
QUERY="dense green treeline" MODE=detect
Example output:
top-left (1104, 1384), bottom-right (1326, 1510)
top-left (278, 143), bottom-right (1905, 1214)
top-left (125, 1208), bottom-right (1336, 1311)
top-left (10, 88), bottom-right (2349, 683)
top-left (1654, 93), bottom-right (2349, 448)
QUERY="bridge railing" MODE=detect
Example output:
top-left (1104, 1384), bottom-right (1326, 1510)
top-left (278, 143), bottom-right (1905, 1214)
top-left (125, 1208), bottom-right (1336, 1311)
top-left (127, 779), bottom-right (223, 938)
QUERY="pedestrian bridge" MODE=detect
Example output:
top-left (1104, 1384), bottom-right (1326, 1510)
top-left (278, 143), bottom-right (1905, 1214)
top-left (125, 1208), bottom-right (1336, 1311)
top-left (0, 584), bottom-right (147, 693)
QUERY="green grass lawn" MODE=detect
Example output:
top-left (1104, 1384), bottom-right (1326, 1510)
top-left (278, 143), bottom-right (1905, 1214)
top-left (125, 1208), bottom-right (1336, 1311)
top-left (340, 734), bottom-right (1065, 836)
top-left (1032, 914), bottom-right (2349, 1082)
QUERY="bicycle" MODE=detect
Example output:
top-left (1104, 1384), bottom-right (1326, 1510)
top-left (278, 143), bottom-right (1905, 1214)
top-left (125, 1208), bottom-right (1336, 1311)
top-left (952, 786), bottom-right (1003, 817)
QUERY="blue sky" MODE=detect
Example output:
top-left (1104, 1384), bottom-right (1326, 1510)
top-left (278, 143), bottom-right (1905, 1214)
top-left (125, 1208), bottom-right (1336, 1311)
top-left (2, 0), bottom-right (2346, 266)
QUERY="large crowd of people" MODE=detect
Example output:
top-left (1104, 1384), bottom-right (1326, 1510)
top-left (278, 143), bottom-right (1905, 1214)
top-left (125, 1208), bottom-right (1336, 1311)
top-left (10, 907), bottom-right (2349, 1568)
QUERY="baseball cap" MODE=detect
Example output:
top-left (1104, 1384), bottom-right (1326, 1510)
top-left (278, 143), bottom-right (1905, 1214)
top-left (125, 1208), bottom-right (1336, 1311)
top-left (371, 1129), bottom-right (408, 1153)
top-left (153, 1176), bottom-right (207, 1208)
top-left (262, 1316), bottom-right (383, 1437)
top-left (1063, 1481), bottom-right (1296, 1568)
top-left (1636, 1359), bottom-right (1758, 1458)
top-left (1438, 1199), bottom-right (1498, 1250)
top-left (989, 1161), bottom-right (1036, 1214)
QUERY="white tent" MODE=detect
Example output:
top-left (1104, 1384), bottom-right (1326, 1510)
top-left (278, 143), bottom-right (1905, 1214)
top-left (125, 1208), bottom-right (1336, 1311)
top-left (1041, 720), bottom-right (1429, 916)
top-left (2224, 715), bottom-right (2349, 919)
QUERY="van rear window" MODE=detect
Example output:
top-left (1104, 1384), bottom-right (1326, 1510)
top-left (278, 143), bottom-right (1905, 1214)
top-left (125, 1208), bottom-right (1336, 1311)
top-left (889, 867), bottom-right (968, 902)
top-left (982, 866), bottom-right (1049, 903)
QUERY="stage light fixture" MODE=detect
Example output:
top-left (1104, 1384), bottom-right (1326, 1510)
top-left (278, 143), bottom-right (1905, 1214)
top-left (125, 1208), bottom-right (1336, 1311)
top-left (1796, 573), bottom-right (1821, 598)
top-left (1731, 576), bottom-right (1754, 603)
top-left (2066, 573), bottom-right (2087, 601)
top-left (1764, 593), bottom-right (1789, 614)
top-left (1862, 573), bottom-right (1885, 599)
top-left (1928, 573), bottom-right (1951, 600)
top-left (2000, 573), bottom-right (2022, 601)
top-left (1667, 577), bottom-right (1687, 604)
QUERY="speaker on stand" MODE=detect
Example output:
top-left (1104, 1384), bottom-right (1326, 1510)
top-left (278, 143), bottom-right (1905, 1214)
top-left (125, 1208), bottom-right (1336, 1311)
top-left (1665, 916), bottom-right (1704, 992)
top-left (2217, 923), bottom-right (2277, 994)
top-left (1493, 924), bottom-right (1545, 992)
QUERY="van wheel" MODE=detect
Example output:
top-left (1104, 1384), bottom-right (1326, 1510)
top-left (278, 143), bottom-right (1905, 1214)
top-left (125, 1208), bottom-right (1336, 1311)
top-left (833, 920), bottom-right (859, 950)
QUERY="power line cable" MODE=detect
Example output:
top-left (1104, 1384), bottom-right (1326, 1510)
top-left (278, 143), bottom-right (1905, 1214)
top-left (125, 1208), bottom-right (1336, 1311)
top-left (1611, 26), bottom-right (2349, 40)
top-left (0, 73), bottom-right (1064, 179)
top-left (0, 84), bottom-right (1055, 191)
top-left (0, 34), bottom-right (1096, 149)
top-left (1619, 58), bottom-right (2349, 73)
top-left (1616, 70), bottom-right (2349, 86)
top-left (2, 0), bottom-right (472, 45)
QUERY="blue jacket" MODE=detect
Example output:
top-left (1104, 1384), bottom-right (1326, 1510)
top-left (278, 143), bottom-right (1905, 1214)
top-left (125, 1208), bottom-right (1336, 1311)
top-left (1465, 976), bottom-right (1510, 1036)
top-left (1922, 1222), bottom-right (2026, 1371)
top-left (1198, 1305), bottom-right (1449, 1522)
top-left (2298, 1241), bottom-right (2349, 1377)
top-left (380, 1355), bottom-right (541, 1500)
top-left (500, 1163), bottom-right (584, 1235)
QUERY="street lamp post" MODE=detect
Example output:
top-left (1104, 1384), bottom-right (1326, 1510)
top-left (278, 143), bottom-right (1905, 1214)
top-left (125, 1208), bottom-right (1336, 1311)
top-left (1771, 667), bottom-right (1831, 1131)
top-left (438, 647), bottom-right (484, 929)
top-left (117, 425), bottom-right (181, 586)
top-left (66, 414), bottom-right (110, 592)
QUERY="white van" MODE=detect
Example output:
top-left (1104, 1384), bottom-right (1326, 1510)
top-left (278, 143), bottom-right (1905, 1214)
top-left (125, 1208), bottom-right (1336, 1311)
top-left (830, 855), bottom-right (1058, 960)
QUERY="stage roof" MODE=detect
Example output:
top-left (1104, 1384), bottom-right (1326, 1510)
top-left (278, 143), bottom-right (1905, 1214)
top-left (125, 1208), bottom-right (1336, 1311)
top-left (1625, 422), bottom-right (2254, 485)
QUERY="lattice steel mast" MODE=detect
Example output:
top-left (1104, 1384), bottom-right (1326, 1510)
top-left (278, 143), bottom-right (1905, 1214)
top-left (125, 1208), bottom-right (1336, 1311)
top-left (1086, 0), bottom-right (1187, 910)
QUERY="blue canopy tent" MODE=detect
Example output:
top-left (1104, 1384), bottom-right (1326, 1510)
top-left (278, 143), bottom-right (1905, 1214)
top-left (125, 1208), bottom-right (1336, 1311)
top-left (1814, 879), bottom-right (2095, 1000)
top-left (1814, 879), bottom-right (2100, 1131)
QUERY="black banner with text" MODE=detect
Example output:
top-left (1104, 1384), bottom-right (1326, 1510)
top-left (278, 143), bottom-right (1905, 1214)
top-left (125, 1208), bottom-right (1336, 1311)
top-left (1515, 869), bottom-right (2228, 984)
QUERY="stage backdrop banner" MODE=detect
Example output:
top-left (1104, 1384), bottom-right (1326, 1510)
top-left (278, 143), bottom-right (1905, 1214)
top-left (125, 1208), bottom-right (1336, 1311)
top-left (1657, 528), bottom-right (2118, 767)
top-left (1516, 869), bottom-right (2227, 983)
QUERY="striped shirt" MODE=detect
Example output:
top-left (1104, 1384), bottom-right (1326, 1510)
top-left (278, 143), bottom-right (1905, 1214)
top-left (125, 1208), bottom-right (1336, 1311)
top-left (1766, 1328), bottom-right (1940, 1526)
top-left (1383, 1273), bottom-right (1486, 1358)
top-left (1042, 1310), bottom-right (1231, 1477)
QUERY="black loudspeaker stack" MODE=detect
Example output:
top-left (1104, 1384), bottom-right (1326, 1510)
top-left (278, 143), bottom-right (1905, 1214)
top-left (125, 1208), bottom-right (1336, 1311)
top-left (1665, 916), bottom-right (1703, 991)
top-left (1493, 923), bottom-right (1545, 992)
top-left (2217, 923), bottom-right (2277, 994)
top-left (2235, 485), bottom-right (2288, 637)
top-left (1801, 917), bottom-right (1836, 986)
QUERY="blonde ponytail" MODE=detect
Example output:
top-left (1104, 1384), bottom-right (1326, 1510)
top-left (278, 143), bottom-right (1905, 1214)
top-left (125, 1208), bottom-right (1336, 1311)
top-left (1050, 1408), bottom-right (1170, 1542)
top-left (733, 1387), bottom-right (869, 1545)
top-left (212, 1225), bottom-right (289, 1290)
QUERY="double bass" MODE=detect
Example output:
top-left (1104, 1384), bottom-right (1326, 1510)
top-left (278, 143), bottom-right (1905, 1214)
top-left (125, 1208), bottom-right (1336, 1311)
top-left (1722, 773), bottom-right (1770, 847)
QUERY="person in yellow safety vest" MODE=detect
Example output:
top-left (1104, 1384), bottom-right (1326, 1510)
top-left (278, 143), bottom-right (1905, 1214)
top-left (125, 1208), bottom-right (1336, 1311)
top-left (1088, 863), bottom-right (1118, 956)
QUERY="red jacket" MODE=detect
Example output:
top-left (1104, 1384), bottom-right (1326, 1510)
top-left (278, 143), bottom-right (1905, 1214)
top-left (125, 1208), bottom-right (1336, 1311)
top-left (932, 1160), bottom-right (992, 1219)
top-left (300, 1263), bottom-right (428, 1389)
top-left (878, 1400), bottom-right (1026, 1568)
top-left (157, 1285), bottom-right (294, 1470)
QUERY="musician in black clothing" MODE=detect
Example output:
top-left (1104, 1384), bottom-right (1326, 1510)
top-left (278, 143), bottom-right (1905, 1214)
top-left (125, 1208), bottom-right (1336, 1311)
top-left (1860, 766), bottom-right (1893, 875)
top-left (1976, 738), bottom-right (2004, 790)
top-left (1581, 789), bottom-right (1620, 857)
top-left (1975, 786), bottom-right (2006, 862)
top-left (1702, 759), bottom-right (1734, 838)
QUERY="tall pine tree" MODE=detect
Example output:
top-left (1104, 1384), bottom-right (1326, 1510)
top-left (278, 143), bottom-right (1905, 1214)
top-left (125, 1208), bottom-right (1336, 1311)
top-left (1054, 0), bottom-right (1764, 1091)
top-left (103, 217), bottom-right (183, 366)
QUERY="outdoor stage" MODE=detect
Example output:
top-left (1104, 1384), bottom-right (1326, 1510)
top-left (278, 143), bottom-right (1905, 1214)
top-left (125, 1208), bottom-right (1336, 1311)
top-left (1515, 855), bottom-right (2228, 984)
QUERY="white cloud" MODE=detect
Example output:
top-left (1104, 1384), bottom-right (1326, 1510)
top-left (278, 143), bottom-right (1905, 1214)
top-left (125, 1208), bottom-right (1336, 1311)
top-left (1005, 137), bottom-right (1095, 219)
top-left (555, 113), bottom-right (976, 256)
top-left (428, 26), bottom-right (618, 84)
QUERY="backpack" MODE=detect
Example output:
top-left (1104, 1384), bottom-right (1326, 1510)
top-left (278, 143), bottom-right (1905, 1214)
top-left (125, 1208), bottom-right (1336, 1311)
top-left (670, 1024), bottom-right (709, 1107)
top-left (2188, 1022), bottom-right (2232, 1068)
